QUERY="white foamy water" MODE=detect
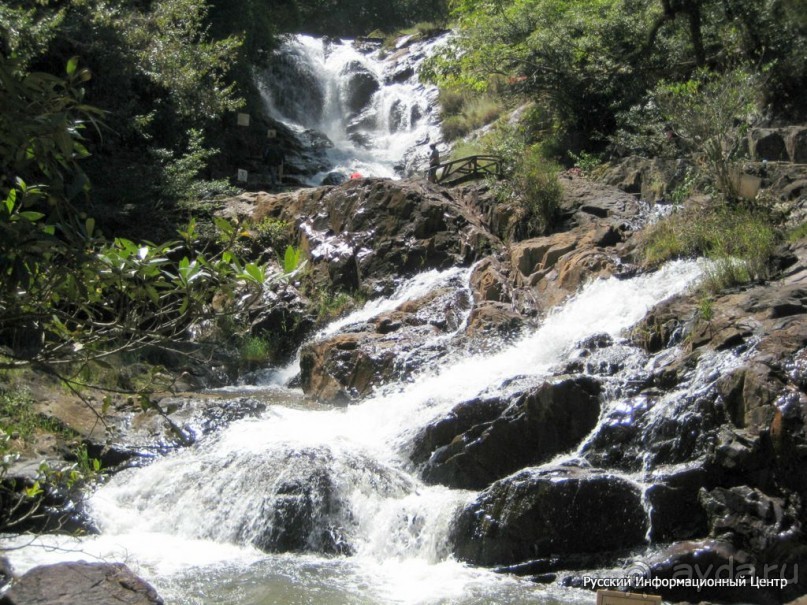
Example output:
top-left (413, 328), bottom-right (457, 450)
top-left (260, 34), bottom-right (445, 182)
top-left (2, 260), bottom-right (704, 604)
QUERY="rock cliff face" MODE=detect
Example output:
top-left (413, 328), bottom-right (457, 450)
top-left (215, 165), bottom-right (807, 602)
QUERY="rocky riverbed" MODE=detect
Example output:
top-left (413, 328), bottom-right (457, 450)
top-left (4, 159), bottom-right (807, 604)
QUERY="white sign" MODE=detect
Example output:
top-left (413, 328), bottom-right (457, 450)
top-left (596, 591), bottom-right (662, 605)
top-left (237, 113), bottom-right (250, 126)
top-left (237, 169), bottom-right (248, 183)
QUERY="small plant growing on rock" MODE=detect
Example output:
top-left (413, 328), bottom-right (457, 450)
top-left (239, 335), bottom-right (273, 365)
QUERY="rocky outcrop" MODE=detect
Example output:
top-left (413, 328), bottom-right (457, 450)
top-left (299, 280), bottom-right (471, 402)
top-left (221, 178), bottom-right (499, 295)
top-left (0, 561), bottom-right (164, 605)
top-left (241, 446), bottom-right (412, 555)
top-left (451, 465), bottom-right (648, 567)
top-left (232, 174), bottom-right (647, 403)
top-left (416, 376), bottom-right (602, 489)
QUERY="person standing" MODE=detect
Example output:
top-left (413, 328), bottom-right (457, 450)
top-left (262, 130), bottom-right (284, 189)
top-left (428, 143), bottom-right (440, 183)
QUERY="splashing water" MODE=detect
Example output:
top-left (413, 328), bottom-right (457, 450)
top-left (259, 34), bottom-right (445, 182)
top-left (3, 260), bottom-right (711, 605)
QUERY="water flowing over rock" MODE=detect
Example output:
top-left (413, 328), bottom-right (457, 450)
top-left (300, 280), bottom-right (472, 403)
top-left (257, 34), bottom-right (444, 181)
top-left (9, 162), bottom-right (807, 603)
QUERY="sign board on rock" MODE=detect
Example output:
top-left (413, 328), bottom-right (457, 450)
top-left (596, 591), bottom-right (662, 605)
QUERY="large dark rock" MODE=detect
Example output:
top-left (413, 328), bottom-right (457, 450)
top-left (0, 561), bottom-right (164, 605)
top-left (224, 179), bottom-right (497, 296)
top-left (699, 485), bottom-right (803, 559)
top-left (750, 128), bottom-right (790, 162)
top-left (638, 539), bottom-right (806, 604)
top-left (409, 396), bottom-right (509, 465)
top-left (581, 387), bottom-right (727, 472)
top-left (339, 61), bottom-right (380, 116)
top-left (644, 466), bottom-right (710, 543)
top-left (237, 446), bottom-right (412, 555)
top-left (451, 465), bottom-right (648, 566)
top-left (419, 377), bottom-right (602, 489)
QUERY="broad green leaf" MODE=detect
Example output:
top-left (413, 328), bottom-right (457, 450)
top-left (66, 56), bottom-right (79, 75)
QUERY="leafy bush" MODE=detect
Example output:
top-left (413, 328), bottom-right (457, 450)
top-left (516, 150), bottom-right (563, 235)
top-left (488, 125), bottom-right (562, 237)
top-left (313, 291), bottom-right (360, 323)
top-left (653, 68), bottom-right (761, 201)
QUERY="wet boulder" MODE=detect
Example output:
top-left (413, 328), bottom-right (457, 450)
top-left (699, 485), bottom-right (803, 559)
top-left (240, 446), bottom-right (413, 555)
top-left (300, 284), bottom-right (471, 403)
top-left (638, 538), bottom-right (805, 604)
top-left (339, 61), bottom-right (380, 116)
top-left (451, 465), bottom-right (648, 566)
top-left (582, 386), bottom-right (728, 472)
top-left (644, 466), bottom-right (711, 543)
top-left (409, 396), bottom-right (510, 466)
top-left (419, 377), bottom-right (602, 489)
top-left (0, 561), bottom-right (164, 605)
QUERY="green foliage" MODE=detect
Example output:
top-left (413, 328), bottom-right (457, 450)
top-left (439, 88), bottom-right (503, 141)
top-left (0, 388), bottom-right (63, 445)
top-left (653, 68), bottom-right (761, 200)
top-left (281, 245), bottom-right (305, 275)
top-left (698, 295), bottom-right (714, 321)
top-left (0, 58), bottom-right (293, 380)
top-left (568, 150), bottom-right (602, 175)
top-left (487, 125), bottom-right (562, 236)
top-left (424, 0), bottom-right (654, 151)
top-left (788, 222), bottom-right (807, 243)
top-left (515, 151), bottom-right (563, 235)
top-left (153, 129), bottom-right (224, 202)
top-left (239, 335), bottom-right (273, 364)
top-left (0, 4), bottom-right (63, 68)
top-left (1, 0), bottom-right (246, 210)
top-left (312, 291), bottom-right (360, 323)
top-left (0, 54), bottom-right (100, 209)
top-left (426, 0), bottom-right (807, 157)
top-left (641, 203), bottom-right (779, 291)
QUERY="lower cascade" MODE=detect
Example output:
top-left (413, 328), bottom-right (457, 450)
top-left (4, 259), bottom-right (743, 604)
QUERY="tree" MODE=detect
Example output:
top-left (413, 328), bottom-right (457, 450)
top-left (654, 68), bottom-right (761, 200)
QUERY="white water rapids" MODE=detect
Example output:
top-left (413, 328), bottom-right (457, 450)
top-left (4, 260), bottom-right (714, 604)
top-left (259, 34), bottom-right (444, 182)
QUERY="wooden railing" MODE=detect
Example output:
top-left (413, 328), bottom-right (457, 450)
top-left (428, 155), bottom-right (503, 186)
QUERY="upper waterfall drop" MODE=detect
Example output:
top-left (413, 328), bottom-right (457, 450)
top-left (258, 34), bottom-right (445, 182)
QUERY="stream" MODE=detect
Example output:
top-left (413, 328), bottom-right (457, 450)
top-left (2, 258), bottom-right (739, 605)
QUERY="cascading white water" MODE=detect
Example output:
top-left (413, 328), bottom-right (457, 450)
top-left (4, 260), bottom-right (713, 604)
top-left (259, 34), bottom-right (444, 182)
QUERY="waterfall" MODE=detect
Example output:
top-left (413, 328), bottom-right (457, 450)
top-left (258, 34), bottom-right (444, 182)
top-left (4, 260), bottom-right (715, 604)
